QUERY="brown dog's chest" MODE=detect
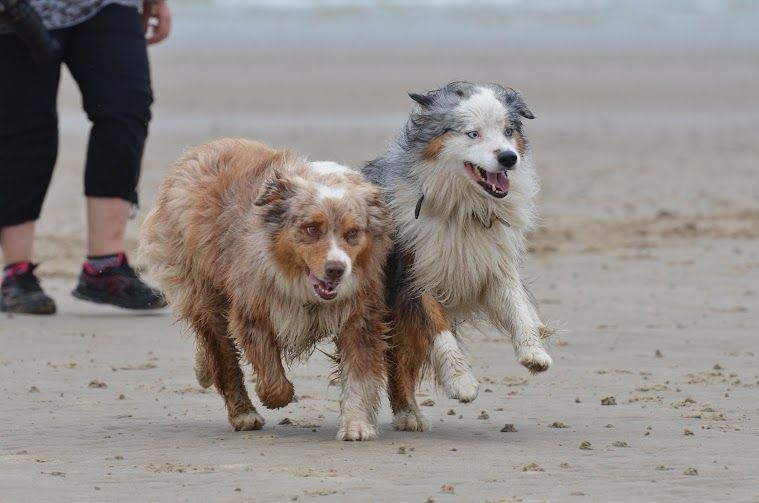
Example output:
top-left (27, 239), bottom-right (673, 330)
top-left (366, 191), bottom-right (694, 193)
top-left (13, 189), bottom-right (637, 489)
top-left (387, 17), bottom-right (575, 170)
top-left (270, 301), bottom-right (349, 361)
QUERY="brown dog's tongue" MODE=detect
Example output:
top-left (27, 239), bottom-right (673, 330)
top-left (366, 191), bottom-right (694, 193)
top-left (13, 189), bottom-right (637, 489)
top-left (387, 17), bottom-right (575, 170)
top-left (485, 171), bottom-right (510, 192)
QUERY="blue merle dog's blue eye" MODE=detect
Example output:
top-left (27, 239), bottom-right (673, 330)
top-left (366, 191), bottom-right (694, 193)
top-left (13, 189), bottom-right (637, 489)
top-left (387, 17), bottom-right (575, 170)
top-left (504, 128), bottom-right (513, 137)
top-left (466, 131), bottom-right (479, 139)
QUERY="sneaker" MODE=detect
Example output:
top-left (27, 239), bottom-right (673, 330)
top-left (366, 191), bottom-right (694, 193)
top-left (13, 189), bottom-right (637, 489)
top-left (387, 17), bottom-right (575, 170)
top-left (1, 262), bottom-right (57, 315)
top-left (71, 253), bottom-right (167, 310)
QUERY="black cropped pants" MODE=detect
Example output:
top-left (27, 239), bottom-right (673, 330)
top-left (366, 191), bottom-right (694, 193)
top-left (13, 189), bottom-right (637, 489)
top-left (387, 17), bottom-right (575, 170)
top-left (0, 4), bottom-right (153, 228)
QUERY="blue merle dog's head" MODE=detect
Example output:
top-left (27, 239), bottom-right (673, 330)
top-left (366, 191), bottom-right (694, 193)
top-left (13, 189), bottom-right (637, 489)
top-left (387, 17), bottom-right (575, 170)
top-left (402, 81), bottom-right (534, 199)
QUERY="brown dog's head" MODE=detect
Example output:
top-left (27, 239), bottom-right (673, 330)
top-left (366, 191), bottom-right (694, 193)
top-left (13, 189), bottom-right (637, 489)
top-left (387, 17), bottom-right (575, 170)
top-left (255, 162), bottom-right (392, 302)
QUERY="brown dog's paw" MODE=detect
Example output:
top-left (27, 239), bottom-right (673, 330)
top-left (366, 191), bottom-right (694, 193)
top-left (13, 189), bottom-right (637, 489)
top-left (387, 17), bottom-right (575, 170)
top-left (230, 410), bottom-right (265, 431)
top-left (257, 377), bottom-right (295, 409)
top-left (337, 420), bottom-right (378, 441)
top-left (519, 346), bottom-right (553, 374)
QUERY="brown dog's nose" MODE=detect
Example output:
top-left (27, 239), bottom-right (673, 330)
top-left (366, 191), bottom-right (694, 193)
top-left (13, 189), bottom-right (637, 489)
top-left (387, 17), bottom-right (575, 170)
top-left (324, 261), bottom-right (345, 281)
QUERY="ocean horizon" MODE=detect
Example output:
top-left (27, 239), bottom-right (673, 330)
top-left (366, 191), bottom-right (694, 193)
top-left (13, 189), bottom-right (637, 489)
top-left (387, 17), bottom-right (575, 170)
top-left (209, 0), bottom-right (757, 15)
top-left (163, 0), bottom-right (758, 56)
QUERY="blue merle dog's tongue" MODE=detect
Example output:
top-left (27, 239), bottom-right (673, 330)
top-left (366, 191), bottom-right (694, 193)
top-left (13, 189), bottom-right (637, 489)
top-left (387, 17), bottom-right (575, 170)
top-left (485, 171), bottom-right (510, 192)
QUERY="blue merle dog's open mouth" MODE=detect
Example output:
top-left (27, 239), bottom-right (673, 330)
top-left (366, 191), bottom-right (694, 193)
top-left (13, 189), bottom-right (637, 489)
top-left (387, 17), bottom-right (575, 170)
top-left (464, 161), bottom-right (509, 198)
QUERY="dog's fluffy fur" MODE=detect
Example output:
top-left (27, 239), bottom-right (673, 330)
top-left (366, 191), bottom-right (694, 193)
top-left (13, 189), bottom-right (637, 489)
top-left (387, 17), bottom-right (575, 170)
top-left (140, 139), bottom-right (393, 440)
top-left (364, 82), bottom-right (554, 431)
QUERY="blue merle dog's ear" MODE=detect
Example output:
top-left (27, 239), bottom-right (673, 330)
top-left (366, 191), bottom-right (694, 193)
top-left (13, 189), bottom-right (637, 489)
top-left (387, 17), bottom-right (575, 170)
top-left (408, 92), bottom-right (434, 108)
top-left (492, 84), bottom-right (535, 120)
top-left (516, 101), bottom-right (535, 120)
top-left (511, 90), bottom-right (535, 120)
top-left (254, 169), bottom-right (294, 207)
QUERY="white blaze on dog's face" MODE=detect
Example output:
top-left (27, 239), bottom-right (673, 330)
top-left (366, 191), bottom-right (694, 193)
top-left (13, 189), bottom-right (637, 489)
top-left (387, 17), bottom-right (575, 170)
top-left (426, 88), bottom-right (526, 199)
top-left (256, 165), bottom-right (379, 302)
top-left (310, 161), bottom-right (354, 176)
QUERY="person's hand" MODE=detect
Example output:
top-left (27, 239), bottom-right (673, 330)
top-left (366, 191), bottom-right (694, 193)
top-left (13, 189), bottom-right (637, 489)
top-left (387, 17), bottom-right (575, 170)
top-left (142, 0), bottom-right (171, 45)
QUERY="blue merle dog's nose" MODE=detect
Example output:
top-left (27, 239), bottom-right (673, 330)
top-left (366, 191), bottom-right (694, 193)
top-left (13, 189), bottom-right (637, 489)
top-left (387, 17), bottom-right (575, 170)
top-left (497, 151), bottom-right (518, 170)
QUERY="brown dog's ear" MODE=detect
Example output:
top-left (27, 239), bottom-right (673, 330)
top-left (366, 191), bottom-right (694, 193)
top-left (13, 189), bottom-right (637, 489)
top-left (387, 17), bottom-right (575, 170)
top-left (254, 170), bottom-right (293, 207)
top-left (365, 187), bottom-right (393, 239)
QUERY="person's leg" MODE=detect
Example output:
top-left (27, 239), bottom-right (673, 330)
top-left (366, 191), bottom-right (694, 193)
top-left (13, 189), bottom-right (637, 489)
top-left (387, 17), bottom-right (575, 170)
top-left (63, 5), bottom-right (164, 310)
top-left (0, 31), bottom-right (62, 261)
top-left (0, 222), bottom-right (36, 265)
top-left (86, 197), bottom-right (130, 257)
top-left (0, 32), bottom-right (64, 314)
top-left (65, 4), bottom-right (152, 259)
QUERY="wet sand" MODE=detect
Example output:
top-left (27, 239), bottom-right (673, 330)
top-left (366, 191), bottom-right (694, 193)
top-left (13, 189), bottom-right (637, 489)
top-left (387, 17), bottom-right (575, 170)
top-left (2, 3), bottom-right (758, 501)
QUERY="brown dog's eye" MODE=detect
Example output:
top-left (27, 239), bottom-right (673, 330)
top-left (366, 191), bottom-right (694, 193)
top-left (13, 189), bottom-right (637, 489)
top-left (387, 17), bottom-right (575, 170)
top-left (344, 229), bottom-right (360, 243)
top-left (304, 225), bottom-right (320, 238)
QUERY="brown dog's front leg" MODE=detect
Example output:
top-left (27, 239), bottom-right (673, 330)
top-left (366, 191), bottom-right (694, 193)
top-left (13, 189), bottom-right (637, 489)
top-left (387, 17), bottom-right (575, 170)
top-left (229, 305), bottom-right (294, 409)
top-left (191, 307), bottom-right (263, 431)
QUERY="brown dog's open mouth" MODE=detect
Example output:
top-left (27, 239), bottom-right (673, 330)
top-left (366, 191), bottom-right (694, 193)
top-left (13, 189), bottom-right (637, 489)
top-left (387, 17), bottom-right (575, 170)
top-left (305, 267), bottom-right (339, 301)
top-left (464, 161), bottom-right (509, 198)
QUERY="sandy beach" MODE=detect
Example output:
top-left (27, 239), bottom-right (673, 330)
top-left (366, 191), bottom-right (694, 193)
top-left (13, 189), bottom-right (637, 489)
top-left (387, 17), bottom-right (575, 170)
top-left (2, 1), bottom-right (758, 501)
